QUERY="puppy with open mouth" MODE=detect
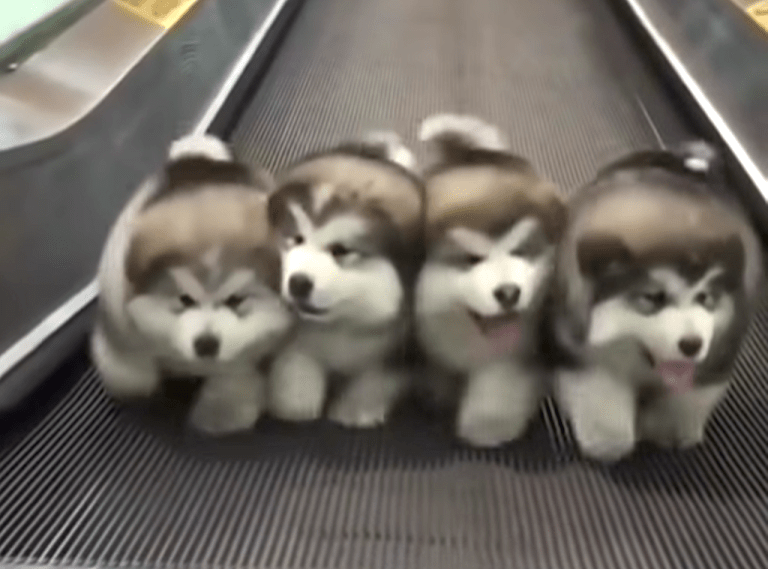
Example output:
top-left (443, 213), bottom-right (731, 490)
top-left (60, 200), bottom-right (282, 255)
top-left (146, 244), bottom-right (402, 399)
top-left (414, 114), bottom-right (567, 447)
top-left (553, 142), bottom-right (763, 461)
top-left (91, 134), bottom-right (293, 435)
top-left (266, 132), bottom-right (424, 428)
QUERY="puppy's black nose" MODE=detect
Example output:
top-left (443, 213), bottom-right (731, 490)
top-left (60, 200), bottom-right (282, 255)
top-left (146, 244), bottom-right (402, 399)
top-left (194, 334), bottom-right (220, 359)
top-left (288, 273), bottom-right (314, 300)
top-left (493, 284), bottom-right (521, 310)
top-left (679, 336), bottom-right (703, 357)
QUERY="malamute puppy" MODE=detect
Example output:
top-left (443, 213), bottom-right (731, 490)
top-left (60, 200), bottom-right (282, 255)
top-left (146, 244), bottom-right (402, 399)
top-left (91, 134), bottom-right (293, 435)
top-left (266, 132), bottom-right (423, 428)
top-left (553, 142), bottom-right (763, 461)
top-left (415, 114), bottom-right (567, 447)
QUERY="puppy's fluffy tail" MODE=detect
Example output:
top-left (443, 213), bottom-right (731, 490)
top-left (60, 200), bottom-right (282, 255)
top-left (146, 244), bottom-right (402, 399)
top-left (359, 130), bottom-right (418, 172)
top-left (419, 113), bottom-right (508, 163)
top-left (168, 133), bottom-right (234, 163)
top-left (675, 140), bottom-right (718, 174)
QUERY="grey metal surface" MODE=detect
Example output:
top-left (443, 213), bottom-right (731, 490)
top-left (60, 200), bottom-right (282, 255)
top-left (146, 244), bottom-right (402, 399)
top-left (2, 0), bottom-right (768, 568)
top-left (231, 0), bottom-right (665, 192)
top-left (0, 313), bottom-right (767, 569)
top-left (621, 0), bottom-right (768, 227)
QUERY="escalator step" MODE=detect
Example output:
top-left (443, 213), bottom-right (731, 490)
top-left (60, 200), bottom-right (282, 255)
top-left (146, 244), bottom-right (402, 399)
top-left (1, 305), bottom-right (767, 568)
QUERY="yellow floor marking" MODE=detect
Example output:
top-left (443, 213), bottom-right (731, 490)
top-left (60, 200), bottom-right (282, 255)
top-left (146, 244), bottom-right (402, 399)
top-left (113, 0), bottom-right (201, 29)
top-left (747, 1), bottom-right (768, 33)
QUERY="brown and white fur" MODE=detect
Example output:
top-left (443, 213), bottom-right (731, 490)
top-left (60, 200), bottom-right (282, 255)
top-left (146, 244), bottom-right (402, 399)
top-left (415, 114), bottom-right (567, 447)
top-left (553, 141), bottom-right (763, 461)
top-left (91, 134), bottom-right (293, 435)
top-left (266, 132), bottom-right (423, 428)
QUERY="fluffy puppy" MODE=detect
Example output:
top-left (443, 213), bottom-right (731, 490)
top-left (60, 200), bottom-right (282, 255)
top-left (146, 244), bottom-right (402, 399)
top-left (266, 132), bottom-right (423, 428)
top-left (553, 141), bottom-right (763, 461)
top-left (415, 114), bottom-right (566, 447)
top-left (91, 134), bottom-right (293, 435)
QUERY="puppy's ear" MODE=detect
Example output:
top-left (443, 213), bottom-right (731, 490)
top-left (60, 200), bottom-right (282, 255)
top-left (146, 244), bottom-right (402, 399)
top-left (126, 242), bottom-right (186, 292)
top-left (266, 192), bottom-right (283, 229)
top-left (542, 192), bottom-right (568, 242)
top-left (266, 189), bottom-right (293, 230)
top-left (249, 246), bottom-right (282, 292)
top-left (251, 166), bottom-right (276, 193)
top-left (162, 157), bottom-right (254, 195)
top-left (576, 234), bottom-right (633, 279)
top-left (715, 234), bottom-right (745, 290)
top-left (267, 182), bottom-right (311, 230)
top-left (216, 142), bottom-right (275, 192)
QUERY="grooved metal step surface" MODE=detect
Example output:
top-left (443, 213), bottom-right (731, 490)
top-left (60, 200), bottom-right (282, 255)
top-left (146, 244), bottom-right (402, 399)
top-left (2, 0), bottom-right (768, 567)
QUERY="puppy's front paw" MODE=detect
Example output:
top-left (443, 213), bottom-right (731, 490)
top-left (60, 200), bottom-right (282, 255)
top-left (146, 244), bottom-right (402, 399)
top-left (573, 412), bottom-right (636, 462)
top-left (457, 410), bottom-right (530, 448)
top-left (328, 368), bottom-right (405, 429)
top-left (557, 368), bottom-right (637, 462)
top-left (188, 373), bottom-right (265, 436)
top-left (271, 389), bottom-right (325, 422)
top-left (639, 407), bottom-right (706, 449)
top-left (328, 397), bottom-right (388, 429)
top-left (269, 351), bottom-right (326, 422)
top-left (638, 385), bottom-right (727, 451)
top-left (103, 368), bottom-right (160, 400)
top-left (91, 328), bottom-right (160, 400)
top-left (457, 362), bottom-right (540, 447)
top-left (676, 428), bottom-right (707, 449)
top-left (188, 396), bottom-right (261, 436)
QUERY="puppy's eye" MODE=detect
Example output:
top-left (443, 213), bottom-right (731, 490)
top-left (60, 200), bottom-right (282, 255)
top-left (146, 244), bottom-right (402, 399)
top-left (511, 242), bottom-right (545, 258)
top-left (643, 291), bottom-right (667, 305)
top-left (695, 290), bottom-right (718, 310)
top-left (224, 294), bottom-right (246, 310)
top-left (179, 294), bottom-right (197, 308)
top-left (510, 246), bottom-right (532, 258)
top-left (288, 235), bottom-right (305, 247)
top-left (329, 243), bottom-right (353, 259)
top-left (511, 234), bottom-right (546, 258)
top-left (464, 254), bottom-right (484, 266)
top-left (633, 290), bottom-right (667, 313)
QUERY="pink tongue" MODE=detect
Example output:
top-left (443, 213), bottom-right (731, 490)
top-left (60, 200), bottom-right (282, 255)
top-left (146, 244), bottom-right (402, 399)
top-left (486, 322), bottom-right (521, 354)
top-left (656, 361), bottom-right (696, 394)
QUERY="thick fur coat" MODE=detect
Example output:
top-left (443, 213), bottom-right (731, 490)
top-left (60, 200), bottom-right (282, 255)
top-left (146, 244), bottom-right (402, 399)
top-left (552, 141), bottom-right (763, 461)
top-left (91, 134), bottom-right (293, 435)
top-left (266, 132), bottom-right (424, 427)
top-left (414, 114), bottom-right (567, 447)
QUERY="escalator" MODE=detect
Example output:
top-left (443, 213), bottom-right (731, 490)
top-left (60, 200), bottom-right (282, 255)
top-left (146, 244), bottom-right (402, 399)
top-left (1, 0), bottom-right (767, 567)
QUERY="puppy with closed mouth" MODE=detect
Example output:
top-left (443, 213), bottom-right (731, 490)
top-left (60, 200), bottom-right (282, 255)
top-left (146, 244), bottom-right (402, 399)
top-left (553, 141), bottom-right (763, 461)
top-left (91, 134), bottom-right (293, 435)
top-left (266, 132), bottom-right (423, 428)
top-left (414, 114), bottom-right (566, 447)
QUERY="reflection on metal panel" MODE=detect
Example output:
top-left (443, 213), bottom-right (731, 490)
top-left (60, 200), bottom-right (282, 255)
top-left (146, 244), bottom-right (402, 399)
top-left (1, 1), bottom-right (76, 44)
top-left (0, 0), bottom-right (286, 395)
top-left (0, 2), bottom-right (164, 153)
top-left (623, 0), bottom-right (768, 220)
top-left (0, 0), bottom-right (105, 71)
